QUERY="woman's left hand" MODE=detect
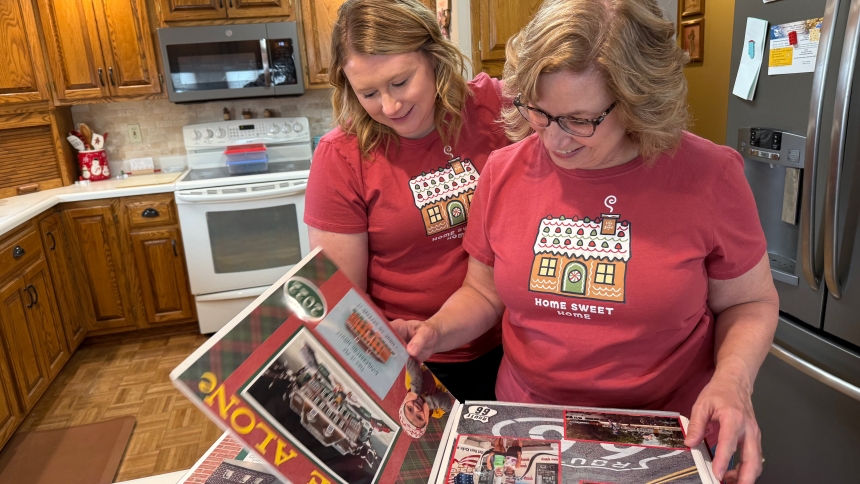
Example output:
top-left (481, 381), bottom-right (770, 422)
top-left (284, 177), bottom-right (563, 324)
top-left (684, 372), bottom-right (762, 484)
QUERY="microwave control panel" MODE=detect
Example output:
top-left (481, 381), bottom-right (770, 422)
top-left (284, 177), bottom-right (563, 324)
top-left (183, 117), bottom-right (310, 148)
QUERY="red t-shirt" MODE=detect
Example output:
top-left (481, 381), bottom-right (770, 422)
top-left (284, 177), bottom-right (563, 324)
top-left (304, 73), bottom-right (510, 363)
top-left (463, 132), bottom-right (767, 418)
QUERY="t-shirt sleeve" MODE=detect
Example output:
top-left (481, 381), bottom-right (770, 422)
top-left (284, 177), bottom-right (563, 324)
top-left (704, 149), bottom-right (768, 279)
top-left (469, 72), bottom-right (505, 113)
top-left (303, 140), bottom-right (368, 234)
top-left (463, 155), bottom-right (496, 267)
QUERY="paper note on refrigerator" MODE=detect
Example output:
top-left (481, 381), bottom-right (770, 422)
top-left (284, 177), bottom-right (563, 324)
top-left (768, 18), bottom-right (823, 75)
top-left (733, 17), bottom-right (769, 100)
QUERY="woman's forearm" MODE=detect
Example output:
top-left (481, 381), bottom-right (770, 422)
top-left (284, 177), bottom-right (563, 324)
top-left (712, 300), bottom-right (778, 389)
top-left (426, 257), bottom-right (505, 353)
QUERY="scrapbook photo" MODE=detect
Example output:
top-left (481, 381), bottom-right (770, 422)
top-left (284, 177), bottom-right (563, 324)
top-left (243, 328), bottom-right (399, 484)
top-left (564, 410), bottom-right (686, 449)
top-left (446, 435), bottom-right (560, 484)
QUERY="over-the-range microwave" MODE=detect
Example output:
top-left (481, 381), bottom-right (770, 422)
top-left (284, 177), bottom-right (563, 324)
top-left (157, 22), bottom-right (305, 103)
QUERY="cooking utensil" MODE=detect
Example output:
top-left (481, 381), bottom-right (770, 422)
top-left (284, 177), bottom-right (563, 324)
top-left (67, 134), bottom-right (86, 151)
top-left (92, 133), bottom-right (105, 150)
top-left (78, 123), bottom-right (94, 147)
top-left (71, 130), bottom-right (91, 150)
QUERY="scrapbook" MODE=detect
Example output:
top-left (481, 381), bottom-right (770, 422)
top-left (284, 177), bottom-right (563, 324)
top-left (170, 247), bottom-right (457, 484)
top-left (431, 401), bottom-right (720, 484)
top-left (178, 432), bottom-right (285, 484)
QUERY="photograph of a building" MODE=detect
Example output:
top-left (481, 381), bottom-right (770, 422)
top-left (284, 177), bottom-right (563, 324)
top-left (528, 213), bottom-right (630, 303)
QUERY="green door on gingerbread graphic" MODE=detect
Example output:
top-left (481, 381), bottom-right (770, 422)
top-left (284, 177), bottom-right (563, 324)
top-left (562, 262), bottom-right (587, 295)
top-left (447, 201), bottom-right (467, 226)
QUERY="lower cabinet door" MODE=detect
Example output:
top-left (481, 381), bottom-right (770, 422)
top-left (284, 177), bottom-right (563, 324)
top-left (130, 227), bottom-right (194, 325)
top-left (0, 341), bottom-right (22, 449)
top-left (0, 276), bottom-right (48, 412)
top-left (40, 213), bottom-right (87, 351)
top-left (23, 259), bottom-right (69, 380)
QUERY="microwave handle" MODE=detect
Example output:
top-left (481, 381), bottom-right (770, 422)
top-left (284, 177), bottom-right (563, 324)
top-left (260, 39), bottom-right (271, 87)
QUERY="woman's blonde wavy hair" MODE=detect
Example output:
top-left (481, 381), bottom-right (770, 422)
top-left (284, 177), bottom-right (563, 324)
top-left (329, 0), bottom-right (470, 159)
top-left (502, 0), bottom-right (690, 160)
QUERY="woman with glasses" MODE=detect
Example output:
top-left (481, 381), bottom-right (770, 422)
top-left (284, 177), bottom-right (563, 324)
top-left (396, 1), bottom-right (776, 482)
top-left (304, 0), bottom-right (510, 401)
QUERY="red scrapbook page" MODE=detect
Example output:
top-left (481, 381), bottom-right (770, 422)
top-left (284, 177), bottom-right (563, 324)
top-left (171, 248), bottom-right (457, 484)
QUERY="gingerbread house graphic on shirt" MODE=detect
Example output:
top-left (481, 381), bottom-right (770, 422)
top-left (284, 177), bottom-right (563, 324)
top-left (409, 156), bottom-right (480, 235)
top-left (529, 213), bottom-right (630, 303)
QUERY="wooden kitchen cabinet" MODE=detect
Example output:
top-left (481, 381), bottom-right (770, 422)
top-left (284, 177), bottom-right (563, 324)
top-left (130, 227), bottom-right (195, 325)
top-left (0, 0), bottom-right (51, 106)
top-left (157, 0), bottom-right (292, 22)
top-left (0, 275), bottom-right (49, 413)
top-left (62, 201), bottom-right (140, 333)
top-left (0, 340), bottom-right (22, 450)
top-left (471, 0), bottom-right (542, 78)
top-left (21, 259), bottom-right (69, 381)
top-left (39, 213), bottom-right (87, 352)
top-left (37, 0), bottom-right (161, 103)
top-left (123, 194), bottom-right (195, 327)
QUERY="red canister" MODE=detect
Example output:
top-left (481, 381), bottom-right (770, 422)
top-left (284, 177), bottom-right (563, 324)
top-left (77, 149), bottom-right (111, 181)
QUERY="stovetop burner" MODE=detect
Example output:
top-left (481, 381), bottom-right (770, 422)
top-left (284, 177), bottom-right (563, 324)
top-left (183, 159), bottom-right (311, 182)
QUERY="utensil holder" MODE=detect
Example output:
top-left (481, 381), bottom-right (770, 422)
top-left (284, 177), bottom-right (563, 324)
top-left (78, 149), bottom-right (111, 181)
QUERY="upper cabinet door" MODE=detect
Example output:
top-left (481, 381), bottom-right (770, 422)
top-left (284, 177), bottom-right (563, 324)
top-left (475, 0), bottom-right (541, 77)
top-left (228, 0), bottom-right (292, 19)
top-left (91, 0), bottom-right (162, 97)
top-left (157, 0), bottom-right (227, 22)
top-left (0, 0), bottom-right (50, 105)
top-left (301, 0), bottom-right (341, 86)
top-left (36, 0), bottom-right (108, 102)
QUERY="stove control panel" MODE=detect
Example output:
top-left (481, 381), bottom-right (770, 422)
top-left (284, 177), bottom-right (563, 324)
top-left (183, 117), bottom-right (311, 149)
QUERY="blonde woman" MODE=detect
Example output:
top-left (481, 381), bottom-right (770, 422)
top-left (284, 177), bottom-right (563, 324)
top-left (304, 0), bottom-right (509, 400)
top-left (397, 1), bottom-right (777, 483)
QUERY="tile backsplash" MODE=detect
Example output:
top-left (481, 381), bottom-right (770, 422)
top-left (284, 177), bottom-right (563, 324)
top-left (71, 90), bottom-right (334, 167)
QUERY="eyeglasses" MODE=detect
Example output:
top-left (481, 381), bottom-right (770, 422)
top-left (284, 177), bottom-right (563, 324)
top-left (514, 94), bottom-right (617, 137)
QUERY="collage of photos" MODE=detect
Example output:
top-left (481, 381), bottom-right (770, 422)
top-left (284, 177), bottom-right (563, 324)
top-left (564, 411), bottom-right (687, 449)
top-left (446, 436), bottom-right (560, 484)
top-left (439, 402), bottom-right (716, 484)
top-left (242, 328), bottom-right (399, 484)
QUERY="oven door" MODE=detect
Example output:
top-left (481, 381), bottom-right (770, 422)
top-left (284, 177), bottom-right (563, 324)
top-left (175, 178), bottom-right (309, 296)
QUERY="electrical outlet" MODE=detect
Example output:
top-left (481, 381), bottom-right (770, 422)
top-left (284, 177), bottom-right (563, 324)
top-left (127, 124), bottom-right (142, 143)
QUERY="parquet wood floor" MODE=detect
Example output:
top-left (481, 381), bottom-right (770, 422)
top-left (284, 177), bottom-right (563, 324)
top-left (11, 329), bottom-right (221, 482)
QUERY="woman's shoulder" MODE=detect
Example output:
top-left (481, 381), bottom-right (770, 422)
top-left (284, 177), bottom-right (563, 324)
top-left (468, 72), bottom-right (502, 97)
top-left (673, 131), bottom-right (744, 171)
top-left (464, 73), bottom-right (504, 114)
top-left (481, 134), bottom-right (540, 175)
top-left (315, 127), bottom-right (361, 164)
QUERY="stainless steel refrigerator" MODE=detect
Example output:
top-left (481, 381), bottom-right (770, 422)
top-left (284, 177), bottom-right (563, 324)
top-left (727, 0), bottom-right (860, 482)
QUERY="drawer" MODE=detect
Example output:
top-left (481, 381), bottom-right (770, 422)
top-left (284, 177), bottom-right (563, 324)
top-left (0, 224), bottom-right (42, 281)
top-left (124, 195), bottom-right (177, 228)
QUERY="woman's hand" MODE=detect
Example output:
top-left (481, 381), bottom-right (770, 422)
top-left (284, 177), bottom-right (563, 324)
top-left (390, 319), bottom-right (440, 362)
top-left (684, 371), bottom-right (762, 484)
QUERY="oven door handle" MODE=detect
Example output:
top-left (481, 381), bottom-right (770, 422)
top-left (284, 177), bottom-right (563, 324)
top-left (176, 183), bottom-right (307, 203)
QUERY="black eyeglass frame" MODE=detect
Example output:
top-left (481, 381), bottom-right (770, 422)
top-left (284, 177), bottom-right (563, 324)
top-left (513, 94), bottom-right (617, 137)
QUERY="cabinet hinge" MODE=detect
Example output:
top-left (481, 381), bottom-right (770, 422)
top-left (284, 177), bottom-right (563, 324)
top-left (478, 41), bottom-right (482, 52)
top-left (155, 2), bottom-right (161, 14)
top-left (132, 307), bottom-right (137, 318)
top-left (159, 73), bottom-right (164, 84)
top-left (113, 213), bottom-right (119, 224)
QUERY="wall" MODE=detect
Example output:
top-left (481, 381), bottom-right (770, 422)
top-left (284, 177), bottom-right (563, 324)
top-left (71, 91), bottom-right (334, 167)
top-left (682, 0), bottom-right (736, 145)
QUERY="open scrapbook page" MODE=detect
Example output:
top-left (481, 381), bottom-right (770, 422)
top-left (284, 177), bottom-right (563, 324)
top-left (431, 402), bottom-right (720, 484)
top-left (170, 248), bottom-right (458, 484)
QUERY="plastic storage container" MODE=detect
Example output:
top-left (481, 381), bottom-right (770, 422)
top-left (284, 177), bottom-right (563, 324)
top-left (225, 144), bottom-right (268, 174)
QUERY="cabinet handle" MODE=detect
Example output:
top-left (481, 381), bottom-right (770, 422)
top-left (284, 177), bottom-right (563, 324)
top-left (109, 67), bottom-right (116, 86)
top-left (12, 245), bottom-right (25, 259)
top-left (172, 239), bottom-right (178, 257)
top-left (141, 208), bottom-right (160, 218)
top-left (98, 68), bottom-right (105, 87)
top-left (220, 0), bottom-right (223, 7)
top-left (25, 285), bottom-right (35, 308)
top-left (29, 285), bottom-right (38, 306)
top-left (229, 0), bottom-right (233, 8)
top-left (47, 232), bottom-right (56, 250)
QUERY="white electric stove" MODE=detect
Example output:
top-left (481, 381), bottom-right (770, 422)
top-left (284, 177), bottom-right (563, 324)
top-left (175, 118), bottom-right (313, 333)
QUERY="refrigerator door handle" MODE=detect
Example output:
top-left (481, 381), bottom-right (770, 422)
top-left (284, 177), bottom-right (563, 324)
top-left (825, 0), bottom-right (860, 300)
top-left (802, 0), bottom-right (842, 290)
top-left (770, 344), bottom-right (860, 402)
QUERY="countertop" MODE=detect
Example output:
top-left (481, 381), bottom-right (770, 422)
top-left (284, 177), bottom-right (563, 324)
top-left (0, 173), bottom-right (186, 238)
